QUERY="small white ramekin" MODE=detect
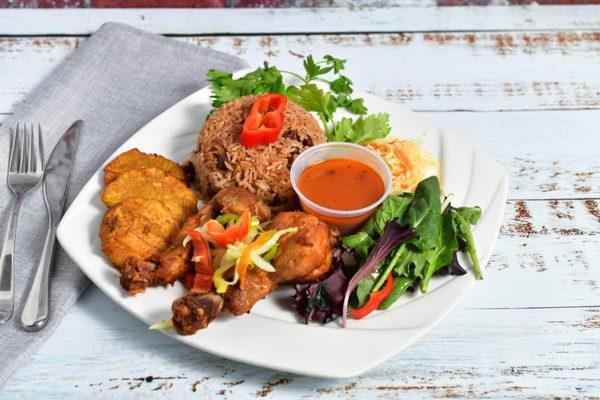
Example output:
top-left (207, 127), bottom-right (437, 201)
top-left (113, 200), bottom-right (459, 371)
top-left (290, 142), bottom-right (392, 234)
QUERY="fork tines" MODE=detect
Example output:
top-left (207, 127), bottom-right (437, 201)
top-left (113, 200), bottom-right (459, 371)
top-left (9, 124), bottom-right (43, 178)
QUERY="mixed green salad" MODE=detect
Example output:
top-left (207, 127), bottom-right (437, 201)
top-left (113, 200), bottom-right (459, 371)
top-left (209, 55), bottom-right (483, 326)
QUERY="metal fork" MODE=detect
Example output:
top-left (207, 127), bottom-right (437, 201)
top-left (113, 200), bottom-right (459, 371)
top-left (0, 124), bottom-right (44, 323)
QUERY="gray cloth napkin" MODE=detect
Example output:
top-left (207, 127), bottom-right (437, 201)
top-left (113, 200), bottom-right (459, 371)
top-left (0, 22), bottom-right (247, 387)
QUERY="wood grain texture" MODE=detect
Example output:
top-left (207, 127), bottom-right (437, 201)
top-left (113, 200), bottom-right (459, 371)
top-left (2, 30), bottom-right (600, 113)
top-left (0, 5), bottom-right (598, 398)
top-left (2, 6), bottom-right (600, 34)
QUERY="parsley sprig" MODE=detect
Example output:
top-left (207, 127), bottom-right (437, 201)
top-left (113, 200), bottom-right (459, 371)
top-left (208, 55), bottom-right (391, 145)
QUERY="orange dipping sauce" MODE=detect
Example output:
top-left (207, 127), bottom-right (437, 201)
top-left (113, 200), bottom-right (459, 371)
top-left (297, 158), bottom-right (385, 211)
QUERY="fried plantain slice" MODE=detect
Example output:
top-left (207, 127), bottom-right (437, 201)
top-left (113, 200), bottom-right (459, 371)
top-left (103, 148), bottom-right (185, 185)
top-left (101, 167), bottom-right (198, 223)
top-left (99, 197), bottom-right (181, 269)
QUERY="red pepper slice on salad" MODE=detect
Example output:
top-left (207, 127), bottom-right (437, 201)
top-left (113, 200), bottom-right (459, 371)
top-left (185, 230), bottom-right (214, 293)
top-left (241, 94), bottom-right (287, 147)
top-left (205, 211), bottom-right (251, 248)
top-left (350, 274), bottom-right (394, 320)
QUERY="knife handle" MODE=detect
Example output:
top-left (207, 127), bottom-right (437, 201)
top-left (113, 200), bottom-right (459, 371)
top-left (21, 221), bottom-right (56, 331)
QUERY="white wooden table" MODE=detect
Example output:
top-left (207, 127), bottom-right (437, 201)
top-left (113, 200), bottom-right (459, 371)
top-left (0, 6), bottom-right (599, 399)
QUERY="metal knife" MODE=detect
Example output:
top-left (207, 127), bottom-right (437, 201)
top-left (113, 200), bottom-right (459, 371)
top-left (21, 120), bottom-right (82, 332)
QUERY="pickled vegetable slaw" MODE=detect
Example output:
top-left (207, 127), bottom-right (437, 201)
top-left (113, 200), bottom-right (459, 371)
top-left (182, 212), bottom-right (297, 294)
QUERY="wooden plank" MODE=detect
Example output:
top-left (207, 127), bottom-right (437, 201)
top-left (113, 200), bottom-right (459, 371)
top-left (2, 288), bottom-right (598, 398)
top-left (1, 6), bottom-right (600, 35)
top-left (2, 32), bottom-right (600, 113)
top-left (427, 111), bottom-right (600, 200)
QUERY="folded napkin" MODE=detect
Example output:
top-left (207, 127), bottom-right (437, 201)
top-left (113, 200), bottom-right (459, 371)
top-left (0, 22), bottom-right (247, 387)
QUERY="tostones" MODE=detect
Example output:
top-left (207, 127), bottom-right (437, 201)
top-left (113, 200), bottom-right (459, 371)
top-left (99, 197), bottom-right (181, 269)
top-left (103, 148), bottom-right (186, 185)
top-left (101, 167), bottom-right (197, 223)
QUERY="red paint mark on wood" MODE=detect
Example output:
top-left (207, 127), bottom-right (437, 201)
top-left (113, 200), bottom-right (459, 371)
top-left (508, 0), bottom-right (600, 3)
top-left (438, 0), bottom-right (491, 5)
top-left (256, 377), bottom-right (292, 397)
top-left (91, 0), bottom-right (224, 7)
top-left (584, 200), bottom-right (600, 222)
top-left (233, 0), bottom-right (286, 6)
top-left (37, 0), bottom-right (84, 7)
top-left (316, 382), bottom-right (357, 394)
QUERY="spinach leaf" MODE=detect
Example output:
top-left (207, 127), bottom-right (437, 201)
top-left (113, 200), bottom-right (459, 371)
top-left (378, 276), bottom-right (415, 310)
top-left (419, 212), bottom-right (459, 292)
top-left (402, 176), bottom-right (442, 250)
top-left (454, 206), bottom-right (482, 225)
top-left (452, 208), bottom-right (483, 279)
top-left (342, 232), bottom-right (374, 260)
top-left (354, 274), bottom-right (377, 308)
top-left (362, 194), bottom-right (413, 238)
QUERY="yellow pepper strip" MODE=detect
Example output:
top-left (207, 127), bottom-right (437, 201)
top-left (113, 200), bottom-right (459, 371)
top-left (236, 230), bottom-right (277, 290)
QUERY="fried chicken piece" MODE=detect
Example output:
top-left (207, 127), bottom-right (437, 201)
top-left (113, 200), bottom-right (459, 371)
top-left (99, 198), bottom-right (180, 269)
top-left (120, 245), bottom-right (192, 295)
top-left (103, 148), bottom-right (186, 185)
top-left (223, 269), bottom-right (276, 315)
top-left (120, 187), bottom-right (271, 295)
top-left (172, 293), bottom-right (223, 335)
top-left (203, 186), bottom-right (272, 222)
top-left (101, 167), bottom-right (197, 224)
top-left (269, 212), bottom-right (340, 284)
top-left (175, 211), bottom-right (339, 334)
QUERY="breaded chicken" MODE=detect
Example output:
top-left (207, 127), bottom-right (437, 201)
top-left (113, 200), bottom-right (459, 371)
top-left (103, 148), bottom-right (185, 185)
top-left (101, 167), bottom-right (197, 224)
top-left (99, 197), bottom-right (180, 269)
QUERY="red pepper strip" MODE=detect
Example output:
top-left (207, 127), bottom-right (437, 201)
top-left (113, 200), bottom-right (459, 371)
top-left (241, 94), bottom-right (287, 147)
top-left (205, 211), bottom-right (250, 248)
top-left (182, 273), bottom-right (195, 291)
top-left (187, 230), bottom-right (213, 293)
top-left (351, 274), bottom-right (394, 320)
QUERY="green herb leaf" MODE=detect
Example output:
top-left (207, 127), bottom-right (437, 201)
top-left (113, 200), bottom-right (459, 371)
top-left (349, 98), bottom-right (368, 115)
top-left (330, 75), bottom-right (353, 95)
top-left (208, 63), bottom-right (286, 108)
top-left (303, 55), bottom-right (332, 80)
top-left (332, 113), bottom-right (391, 144)
top-left (324, 55), bottom-right (347, 73)
top-left (287, 84), bottom-right (332, 117)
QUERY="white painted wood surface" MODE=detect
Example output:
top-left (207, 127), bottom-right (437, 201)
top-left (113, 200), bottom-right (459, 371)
top-left (0, 6), bottom-right (598, 399)
top-left (2, 6), bottom-right (600, 35)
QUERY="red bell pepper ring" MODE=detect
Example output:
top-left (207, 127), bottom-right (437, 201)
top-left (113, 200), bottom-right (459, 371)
top-left (187, 230), bottom-right (214, 293)
top-left (205, 211), bottom-right (251, 248)
top-left (241, 93), bottom-right (287, 147)
top-left (351, 274), bottom-right (394, 320)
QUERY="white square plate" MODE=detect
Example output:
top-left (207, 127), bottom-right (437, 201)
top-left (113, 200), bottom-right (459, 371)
top-left (57, 73), bottom-right (508, 378)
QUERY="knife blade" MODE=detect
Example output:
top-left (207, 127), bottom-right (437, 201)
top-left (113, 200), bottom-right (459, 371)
top-left (21, 120), bottom-right (82, 331)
